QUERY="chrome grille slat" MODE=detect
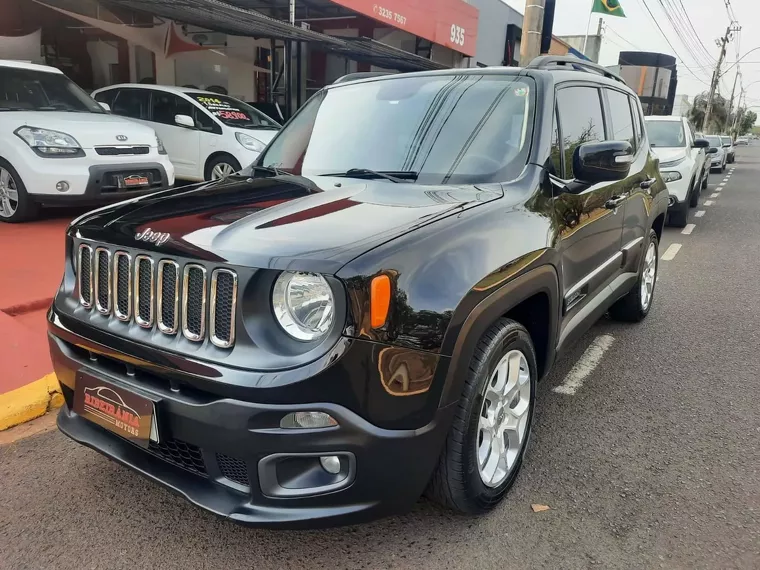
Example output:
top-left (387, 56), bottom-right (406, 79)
top-left (94, 248), bottom-right (111, 314)
top-left (113, 252), bottom-right (132, 321)
top-left (157, 260), bottom-right (180, 334)
top-left (210, 269), bottom-right (237, 348)
top-left (77, 244), bottom-right (93, 308)
top-left (182, 264), bottom-right (207, 342)
top-left (134, 255), bottom-right (155, 328)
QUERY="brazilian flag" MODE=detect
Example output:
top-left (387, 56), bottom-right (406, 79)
top-left (592, 0), bottom-right (626, 17)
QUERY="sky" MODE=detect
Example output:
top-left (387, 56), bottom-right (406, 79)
top-left (503, 0), bottom-right (760, 110)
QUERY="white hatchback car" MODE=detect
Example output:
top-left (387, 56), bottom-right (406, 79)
top-left (0, 60), bottom-right (175, 223)
top-left (92, 85), bottom-right (281, 182)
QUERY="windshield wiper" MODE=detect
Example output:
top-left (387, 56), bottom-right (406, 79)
top-left (325, 168), bottom-right (418, 183)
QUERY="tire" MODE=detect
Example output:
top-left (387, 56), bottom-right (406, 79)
top-left (689, 180), bottom-right (699, 207)
top-left (701, 172), bottom-right (708, 190)
top-left (426, 318), bottom-right (536, 514)
top-left (668, 204), bottom-right (688, 228)
top-left (0, 158), bottom-right (39, 223)
top-left (609, 229), bottom-right (659, 322)
top-left (204, 155), bottom-right (242, 181)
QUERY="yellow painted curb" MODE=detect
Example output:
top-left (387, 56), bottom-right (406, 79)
top-left (0, 373), bottom-right (62, 431)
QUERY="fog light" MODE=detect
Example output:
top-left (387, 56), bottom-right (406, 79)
top-left (280, 411), bottom-right (338, 429)
top-left (55, 181), bottom-right (70, 192)
top-left (320, 455), bottom-right (341, 474)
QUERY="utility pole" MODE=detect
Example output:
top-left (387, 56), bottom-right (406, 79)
top-left (733, 88), bottom-right (745, 132)
top-left (520, 0), bottom-right (545, 65)
top-left (704, 22), bottom-right (741, 133)
top-left (727, 68), bottom-right (740, 127)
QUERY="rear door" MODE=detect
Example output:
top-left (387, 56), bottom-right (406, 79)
top-left (149, 91), bottom-right (201, 180)
top-left (553, 84), bottom-right (625, 320)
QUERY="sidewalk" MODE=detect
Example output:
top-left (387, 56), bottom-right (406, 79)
top-left (0, 217), bottom-right (70, 430)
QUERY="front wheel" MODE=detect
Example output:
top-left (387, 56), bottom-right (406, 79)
top-left (0, 159), bottom-right (39, 223)
top-left (701, 172), bottom-right (708, 190)
top-left (426, 318), bottom-right (536, 513)
top-left (689, 182), bottom-right (699, 207)
top-left (609, 229), bottom-right (659, 322)
top-left (205, 155), bottom-right (242, 181)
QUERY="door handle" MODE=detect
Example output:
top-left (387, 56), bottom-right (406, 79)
top-left (640, 178), bottom-right (657, 189)
top-left (605, 193), bottom-right (629, 209)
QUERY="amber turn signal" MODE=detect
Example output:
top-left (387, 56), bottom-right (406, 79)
top-left (370, 275), bottom-right (391, 329)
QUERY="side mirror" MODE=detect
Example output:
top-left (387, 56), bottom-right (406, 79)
top-left (174, 114), bottom-right (195, 128)
top-left (573, 140), bottom-right (633, 183)
top-left (693, 138), bottom-right (709, 149)
top-left (98, 102), bottom-right (111, 112)
top-left (706, 147), bottom-right (718, 154)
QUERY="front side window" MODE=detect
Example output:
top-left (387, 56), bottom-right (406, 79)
top-left (0, 66), bottom-right (104, 113)
top-left (257, 74), bottom-right (536, 185)
top-left (556, 86), bottom-right (605, 179)
top-left (630, 95), bottom-right (644, 148)
top-left (112, 88), bottom-right (150, 120)
top-left (705, 135), bottom-right (721, 148)
top-left (152, 92), bottom-right (194, 126)
top-left (606, 89), bottom-right (635, 150)
top-left (646, 121), bottom-right (686, 148)
top-left (720, 136), bottom-right (731, 147)
top-left (187, 93), bottom-right (280, 130)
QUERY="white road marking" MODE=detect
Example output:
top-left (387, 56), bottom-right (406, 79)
top-left (695, 210), bottom-right (706, 217)
top-left (710, 193), bottom-right (720, 198)
top-left (705, 200), bottom-right (714, 206)
top-left (553, 335), bottom-right (615, 396)
top-left (682, 224), bottom-right (696, 235)
top-left (661, 243), bottom-right (682, 260)
top-left (719, 183), bottom-right (726, 187)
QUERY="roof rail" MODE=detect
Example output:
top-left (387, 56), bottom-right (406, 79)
top-left (332, 71), bottom-right (396, 85)
top-left (526, 56), bottom-right (627, 86)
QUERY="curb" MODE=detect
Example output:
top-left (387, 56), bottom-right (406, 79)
top-left (0, 374), bottom-right (63, 431)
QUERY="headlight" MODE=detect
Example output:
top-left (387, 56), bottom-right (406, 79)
top-left (156, 134), bottom-right (167, 155)
top-left (15, 126), bottom-right (83, 157)
top-left (273, 272), bottom-right (334, 341)
top-left (661, 171), bottom-right (682, 183)
top-left (235, 132), bottom-right (265, 153)
top-left (659, 156), bottom-right (686, 168)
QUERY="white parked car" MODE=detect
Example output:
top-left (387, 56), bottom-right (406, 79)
top-left (0, 60), bottom-right (175, 223)
top-left (92, 85), bottom-right (281, 181)
top-left (703, 135), bottom-right (727, 173)
top-left (720, 135), bottom-right (735, 163)
top-left (644, 115), bottom-right (710, 227)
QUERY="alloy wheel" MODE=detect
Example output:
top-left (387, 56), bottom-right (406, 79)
top-left (0, 167), bottom-right (19, 218)
top-left (211, 162), bottom-right (236, 180)
top-left (477, 350), bottom-right (532, 488)
top-left (640, 241), bottom-right (657, 310)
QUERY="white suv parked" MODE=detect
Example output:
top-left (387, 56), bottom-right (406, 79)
top-left (644, 115), bottom-right (710, 228)
top-left (0, 60), bottom-right (175, 223)
top-left (92, 85), bottom-right (281, 182)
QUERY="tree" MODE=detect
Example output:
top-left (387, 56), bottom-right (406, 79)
top-left (688, 92), bottom-right (728, 133)
top-left (739, 110), bottom-right (757, 136)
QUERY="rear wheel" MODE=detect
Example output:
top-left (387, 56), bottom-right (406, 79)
top-left (205, 155), bottom-right (242, 181)
top-left (0, 159), bottom-right (38, 223)
top-left (610, 229), bottom-right (659, 322)
top-left (426, 318), bottom-right (536, 513)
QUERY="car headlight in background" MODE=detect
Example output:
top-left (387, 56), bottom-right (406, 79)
top-left (661, 171), bottom-right (682, 183)
top-left (15, 126), bottom-right (83, 157)
top-left (156, 134), bottom-right (167, 155)
top-left (273, 271), bottom-right (334, 341)
top-left (235, 132), bottom-right (265, 153)
top-left (659, 156), bottom-right (686, 168)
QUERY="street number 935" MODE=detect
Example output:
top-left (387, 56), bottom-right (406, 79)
top-left (450, 24), bottom-right (466, 46)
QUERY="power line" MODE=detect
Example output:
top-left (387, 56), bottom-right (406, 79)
top-left (660, 0), bottom-right (714, 69)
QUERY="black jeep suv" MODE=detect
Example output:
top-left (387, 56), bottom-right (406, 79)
top-left (49, 57), bottom-right (667, 528)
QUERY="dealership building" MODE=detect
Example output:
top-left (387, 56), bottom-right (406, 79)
top-left (0, 0), bottom-right (578, 116)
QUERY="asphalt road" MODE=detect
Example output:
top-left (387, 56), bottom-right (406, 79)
top-left (3, 147), bottom-right (760, 570)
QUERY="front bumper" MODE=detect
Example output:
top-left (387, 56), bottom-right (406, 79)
top-left (49, 313), bottom-right (453, 528)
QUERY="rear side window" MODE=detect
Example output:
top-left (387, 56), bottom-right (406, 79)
top-left (152, 92), bottom-right (195, 126)
top-left (556, 86), bottom-right (604, 179)
top-left (606, 89), bottom-right (635, 150)
top-left (112, 88), bottom-right (150, 120)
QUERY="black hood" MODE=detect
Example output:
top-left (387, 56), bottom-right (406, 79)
top-left (70, 175), bottom-right (502, 273)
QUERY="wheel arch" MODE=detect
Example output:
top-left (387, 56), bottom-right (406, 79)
top-left (439, 264), bottom-right (560, 408)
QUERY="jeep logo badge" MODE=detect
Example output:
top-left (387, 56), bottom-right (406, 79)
top-left (135, 228), bottom-right (171, 246)
top-left (116, 135), bottom-right (128, 142)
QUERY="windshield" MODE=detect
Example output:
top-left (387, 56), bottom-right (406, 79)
top-left (705, 135), bottom-right (722, 147)
top-left (0, 66), bottom-right (104, 113)
top-left (720, 136), bottom-right (732, 146)
top-left (255, 74), bottom-right (535, 185)
top-left (188, 93), bottom-right (280, 129)
top-left (645, 121), bottom-right (685, 148)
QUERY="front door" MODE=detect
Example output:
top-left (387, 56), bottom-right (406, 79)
top-left (149, 91), bottom-right (201, 180)
top-left (552, 86), bottom-right (625, 323)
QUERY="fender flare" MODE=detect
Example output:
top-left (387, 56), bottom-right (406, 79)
top-left (439, 264), bottom-right (560, 408)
